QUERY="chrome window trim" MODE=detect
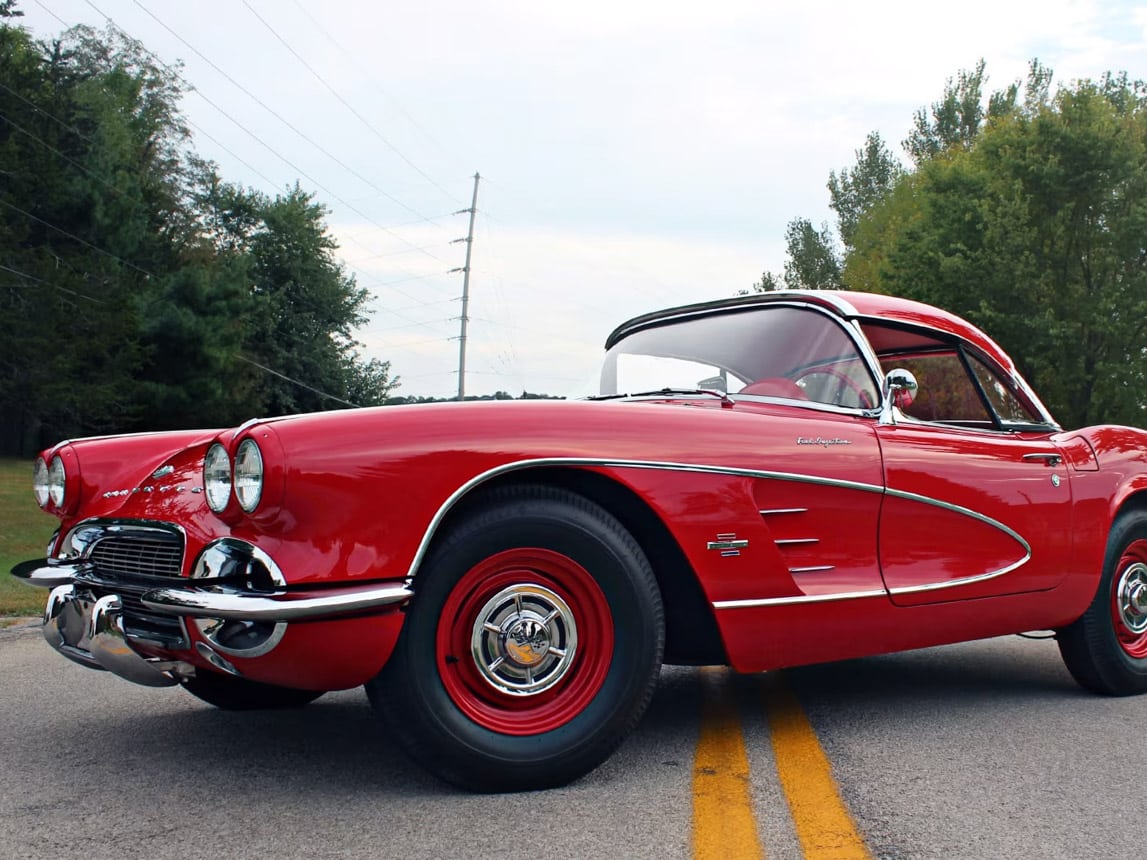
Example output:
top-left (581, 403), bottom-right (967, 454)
top-left (599, 301), bottom-right (885, 414)
top-left (604, 290), bottom-right (862, 349)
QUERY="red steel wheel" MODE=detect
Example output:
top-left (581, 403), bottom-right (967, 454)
top-left (435, 548), bottom-right (614, 734)
top-left (366, 485), bottom-right (664, 791)
top-left (1060, 510), bottom-right (1147, 696)
top-left (1110, 539), bottom-right (1147, 659)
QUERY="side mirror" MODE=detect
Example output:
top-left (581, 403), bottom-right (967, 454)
top-left (880, 369), bottom-right (918, 424)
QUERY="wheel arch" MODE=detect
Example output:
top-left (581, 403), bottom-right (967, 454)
top-left (1115, 487), bottom-right (1147, 522)
top-left (414, 465), bottom-right (727, 667)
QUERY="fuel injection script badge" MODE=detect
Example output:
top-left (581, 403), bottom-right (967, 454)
top-left (796, 436), bottom-right (852, 447)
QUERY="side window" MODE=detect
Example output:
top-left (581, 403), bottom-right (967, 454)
top-left (879, 353), bottom-right (993, 425)
top-left (968, 355), bottom-right (1041, 425)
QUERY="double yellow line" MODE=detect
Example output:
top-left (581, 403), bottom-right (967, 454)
top-left (692, 668), bottom-right (871, 859)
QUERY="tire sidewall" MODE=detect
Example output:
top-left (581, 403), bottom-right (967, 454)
top-left (1097, 511), bottom-right (1147, 676)
top-left (392, 492), bottom-right (662, 779)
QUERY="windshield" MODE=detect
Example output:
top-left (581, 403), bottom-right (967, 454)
top-left (589, 305), bottom-right (880, 409)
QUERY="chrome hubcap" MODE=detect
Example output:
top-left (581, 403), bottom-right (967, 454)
top-left (1117, 563), bottom-right (1147, 634)
top-left (470, 584), bottom-right (577, 696)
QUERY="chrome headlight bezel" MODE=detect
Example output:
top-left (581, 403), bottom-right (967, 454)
top-left (47, 455), bottom-right (66, 508)
top-left (33, 457), bottom-right (50, 508)
top-left (234, 438), bottom-right (264, 513)
top-left (203, 443), bottom-right (232, 513)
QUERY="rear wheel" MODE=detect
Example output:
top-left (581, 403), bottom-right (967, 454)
top-left (367, 485), bottom-right (664, 792)
top-left (180, 671), bottom-right (324, 710)
top-left (1058, 509), bottom-right (1147, 695)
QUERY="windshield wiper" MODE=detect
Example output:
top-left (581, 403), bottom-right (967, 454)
top-left (586, 388), bottom-right (732, 405)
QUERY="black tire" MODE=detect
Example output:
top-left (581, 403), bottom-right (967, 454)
top-left (181, 671), bottom-right (325, 710)
top-left (1058, 508), bottom-right (1147, 695)
top-left (367, 485), bottom-right (665, 792)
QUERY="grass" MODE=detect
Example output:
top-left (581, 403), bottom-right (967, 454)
top-left (0, 459), bottom-right (55, 618)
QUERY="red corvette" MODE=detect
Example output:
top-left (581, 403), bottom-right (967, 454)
top-left (13, 290), bottom-right (1147, 791)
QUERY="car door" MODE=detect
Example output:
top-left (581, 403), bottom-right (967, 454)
top-left (873, 349), bottom-right (1073, 606)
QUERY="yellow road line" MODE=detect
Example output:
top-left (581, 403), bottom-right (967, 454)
top-left (765, 674), bottom-right (871, 860)
top-left (692, 667), bottom-right (764, 860)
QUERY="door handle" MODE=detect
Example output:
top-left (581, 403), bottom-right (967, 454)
top-left (1022, 452), bottom-right (1062, 467)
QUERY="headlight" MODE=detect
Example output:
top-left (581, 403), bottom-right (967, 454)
top-left (48, 455), bottom-right (66, 507)
top-left (204, 443), bottom-right (231, 513)
top-left (33, 458), bottom-right (50, 508)
top-left (234, 439), bottom-right (264, 513)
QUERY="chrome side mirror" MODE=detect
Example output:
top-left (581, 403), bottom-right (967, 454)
top-left (880, 369), bottom-right (918, 425)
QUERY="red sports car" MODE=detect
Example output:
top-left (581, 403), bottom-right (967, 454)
top-left (13, 290), bottom-right (1147, 791)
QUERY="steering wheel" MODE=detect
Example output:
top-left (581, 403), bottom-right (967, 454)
top-left (795, 368), bottom-right (876, 409)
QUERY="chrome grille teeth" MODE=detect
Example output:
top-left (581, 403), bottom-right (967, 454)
top-left (88, 535), bottom-right (182, 578)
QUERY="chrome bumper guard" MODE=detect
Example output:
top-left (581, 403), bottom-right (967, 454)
top-left (41, 583), bottom-right (190, 687)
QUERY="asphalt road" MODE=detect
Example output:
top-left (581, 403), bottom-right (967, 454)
top-left (0, 619), bottom-right (1138, 860)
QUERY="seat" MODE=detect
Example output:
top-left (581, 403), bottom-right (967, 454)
top-left (739, 378), bottom-right (808, 399)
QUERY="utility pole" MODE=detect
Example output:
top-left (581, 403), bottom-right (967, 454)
top-left (451, 172), bottom-right (480, 401)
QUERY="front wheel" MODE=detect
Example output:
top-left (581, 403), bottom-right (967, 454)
top-left (367, 485), bottom-right (665, 792)
top-left (1058, 509), bottom-right (1147, 695)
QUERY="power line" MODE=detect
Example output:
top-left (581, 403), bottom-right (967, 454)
top-left (0, 198), bottom-right (157, 278)
top-left (286, 0), bottom-right (467, 186)
top-left (32, 0), bottom-right (67, 27)
top-left (235, 355), bottom-right (360, 408)
top-left (0, 263), bottom-right (105, 304)
top-left (0, 111), bottom-right (127, 197)
top-left (131, 0), bottom-right (446, 246)
top-left (79, 1), bottom-right (452, 280)
top-left (0, 80), bottom-right (95, 145)
top-left (239, 0), bottom-right (459, 210)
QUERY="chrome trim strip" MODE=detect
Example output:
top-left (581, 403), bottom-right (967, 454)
top-left (714, 588), bottom-right (888, 609)
top-left (717, 554), bottom-right (1037, 609)
top-left (760, 508), bottom-right (808, 515)
top-left (141, 582), bottom-right (413, 621)
top-left (405, 458), bottom-right (886, 581)
top-left (789, 565), bottom-right (835, 573)
top-left (775, 538), bottom-right (818, 546)
top-left (886, 563), bottom-right (1030, 596)
top-left (884, 486), bottom-right (1032, 560)
top-left (230, 417), bottom-right (264, 441)
top-left (407, 457), bottom-right (1033, 604)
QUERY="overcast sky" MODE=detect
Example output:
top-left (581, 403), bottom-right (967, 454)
top-left (17, 0), bottom-right (1147, 399)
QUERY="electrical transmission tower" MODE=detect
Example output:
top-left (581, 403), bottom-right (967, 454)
top-left (450, 172), bottom-right (480, 400)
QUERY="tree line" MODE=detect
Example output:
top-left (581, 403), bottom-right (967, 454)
top-left (758, 60), bottom-right (1147, 430)
top-left (0, 6), bottom-right (396, 455)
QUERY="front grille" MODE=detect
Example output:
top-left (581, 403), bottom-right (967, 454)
top-left (89, 532), bottom-right (183, 578)
top-left (68, 522), bottom-right (190, 649)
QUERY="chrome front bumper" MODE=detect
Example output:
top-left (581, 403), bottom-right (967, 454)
top-left (41, 583), bottom-right (192, 687)
top-left (13, 559), bottom-right (414, 621)
top-left (13, 538), bottom-right (413, 687)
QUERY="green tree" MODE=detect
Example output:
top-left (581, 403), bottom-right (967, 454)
top-left (904, 59), bottom-right (991, 165)
top-left (242, 185), bottom-right (396, 414)
top-left (828, 131), bottom-right (903, 248)
top-left (1, 15), bottom-right (399, 452)
top-left (780, 218), bottom-right (841, 290)
top-left (848, 70), bottom-right (1147, 428)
